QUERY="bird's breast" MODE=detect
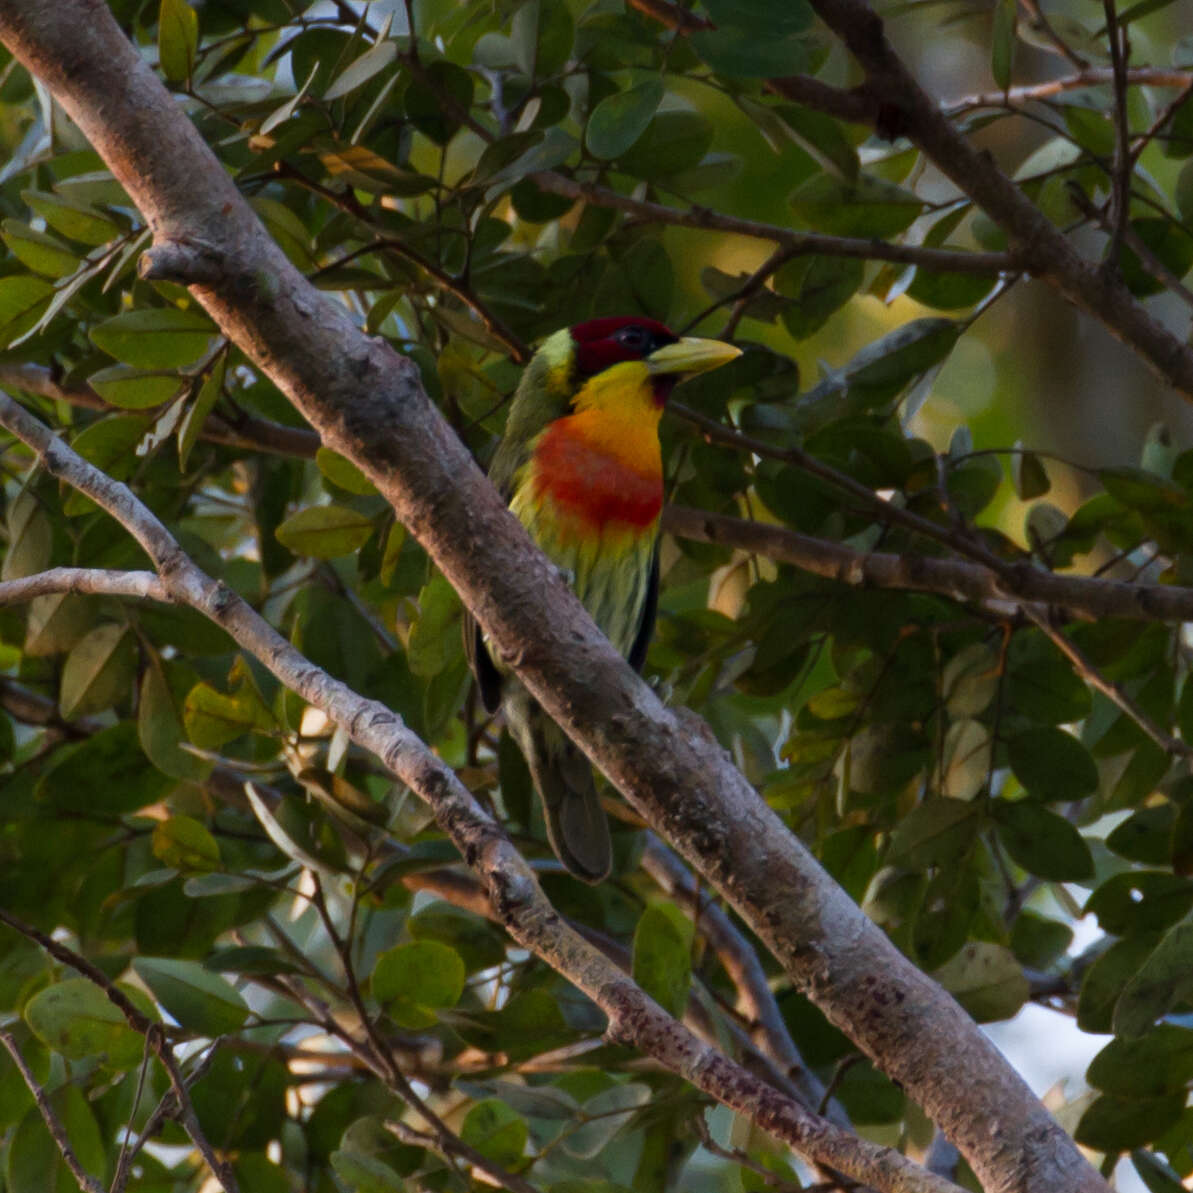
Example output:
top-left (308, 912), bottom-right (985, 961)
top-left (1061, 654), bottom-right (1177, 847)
top-left (526, 418), bottom-right (662, 531)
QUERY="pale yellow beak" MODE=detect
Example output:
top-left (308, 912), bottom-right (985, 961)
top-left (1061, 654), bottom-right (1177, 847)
top-left (646, 336), bottom-right (742, 377)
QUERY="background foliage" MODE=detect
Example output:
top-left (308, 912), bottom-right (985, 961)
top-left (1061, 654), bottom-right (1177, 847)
top-left (0, 0), bottom-right (1190, 1190)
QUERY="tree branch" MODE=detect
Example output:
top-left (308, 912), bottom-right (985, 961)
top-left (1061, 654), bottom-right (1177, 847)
top-left (530, 173), bottom-right (1019, 274)
top-left (0, 1030), bottom-right (106, 1193)
top-left (662, 504), bottom-right (1193, 623)
top-left (0, 393), bottom-right (962, 1193)
top-left (0, 7), bottom-right (1105, 1190)
top-left (798, 0), bottom-right (1193, 399)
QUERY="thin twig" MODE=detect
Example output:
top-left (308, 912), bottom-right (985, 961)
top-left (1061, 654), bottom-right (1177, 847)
top-left (945, 67), bottom-right (1193, 117)
top-left (1023, 606), bottom-right (1190, 758)
top-left (1102, 0), bottom-right (1132, 270)
top-left (0, 909), bottom-right (239, 1193)
top-left (530, 173), bottom-right (1018, 275)
top-left (0, 1030), bottom-right (106, 1193)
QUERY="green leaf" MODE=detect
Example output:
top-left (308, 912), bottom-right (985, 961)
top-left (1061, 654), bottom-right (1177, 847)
top-left (887, 799), bottom-right (981, 869)
top-left (152, 815), bottom-right (222, 872)
top-left (323, 34), bottom-right (398, 101)
top-left (38, 722), bottom-right (172, 814)
top-left (991, 799), bottom-right (1094, 881)
top-left (564, 1083), bottom-right (652, 1159)
top-left (90, 306), bottom-right (216, 368)
top-left (585, 78), bottom-right (664, 160)
top-left (1007, 727), bottom-right (1098, 800)
top-left (89, 364), bottom-right (185, 409)
top-left (931, 942), bottom-right (1028, 1023)
top-left (632, 905), bottom-right (691, 1019)
top-left (24, 979), bottom-right (148, 1069)
top-left (403, 60), bottom-right (473, 145)
top-left (372, 940), bottom-right (465, 1028)
top-left (1011, 444), bottom-right (1050, 499)
top-left (409, 904), bottom-right (507, 973)
top-left (178, 354), bottom-right (225, 470)
top-left (790, 174), bottom-right (923, 238)
top-left (1006, 632), bottom-right (1092, 724)
top-left (1114, 917), bottom-right (1193, 1037)
top-left (184, 662), bottom-right (277, 749)
top-left (204, 946), bottom-right (306, 977)
top-left (460, 1099), bottom-right (528, 1168)
top-left (617, 110), bottom-right (714, 179)
top-left (59, 623), bottom-right (136, 719)
top-left (329, 1149), bottom-right (406, 1193)
top-left (1085, 872), bottom-right (1193, 936)
top-left (132, 957), bottom-right (249, 1035)
top-left (316, 447), bottom-right (377, 496)
top-left (159, 0), bottom-right (198, 83)
top-left (1010, 910), bottom-right (1073, 969)
top-left (407, 574), bottom-right (462, 678)
top-left (1119, 219), bottom-right (1193, 298)
top-left (691, 26), bottom-right (814, 77)
top-left (22, 190), bottom-right (121, 245)
top-left (8, 1086), bottom-right (106, 1191)
top-left (0, 276), bottom-right (54, 346)
top-left (1079, 934), bottom-right (1164, 1032)
top-left (1076, 1093), bottom-right (1185, 1152)
top-left (777, 255), bottom-right (863, 340)
top-left (140, 657), bottom-right (214, 782)
top-left (1132, 1149), bottom-right (1187, 1193)
top-left (3, 493), bottom-right (50, 581)
top-left (991, 0), bottom-right (1017, 91)
top-left (24, 592), bottom-right (95, 657)
top-left (1, 219), bottom-right (80, 278)
top-left (1088, 1024), bottom-right (1193, 1096)
top-left (275, 504), bottom-right (375, 559)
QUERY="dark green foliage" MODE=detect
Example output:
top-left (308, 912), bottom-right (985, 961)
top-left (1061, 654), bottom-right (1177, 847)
top-left (0, 0), bottom-right (1187, 1188)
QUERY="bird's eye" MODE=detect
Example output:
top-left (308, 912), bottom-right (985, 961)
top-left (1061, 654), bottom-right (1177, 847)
top-left (614, 325), bottom-right (650, 350)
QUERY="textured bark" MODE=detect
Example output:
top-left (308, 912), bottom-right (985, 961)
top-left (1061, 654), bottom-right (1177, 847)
top-left (0, 6), bottom-right (1107, 1192)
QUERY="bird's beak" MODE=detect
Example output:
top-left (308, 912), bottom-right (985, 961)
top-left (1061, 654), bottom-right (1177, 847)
top-left (646, 336), bottom-right (742, 377)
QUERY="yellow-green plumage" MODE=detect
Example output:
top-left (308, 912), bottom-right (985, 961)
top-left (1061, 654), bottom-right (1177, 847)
top-left (466, 318), bottom-right (740, 882)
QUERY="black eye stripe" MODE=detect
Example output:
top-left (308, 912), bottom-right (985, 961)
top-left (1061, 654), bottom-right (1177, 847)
top-left (614, 325), bottom-right (675, 353)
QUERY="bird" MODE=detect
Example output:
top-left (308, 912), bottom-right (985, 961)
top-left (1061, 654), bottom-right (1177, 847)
top-left (465, 316), bottom-right (741, 882)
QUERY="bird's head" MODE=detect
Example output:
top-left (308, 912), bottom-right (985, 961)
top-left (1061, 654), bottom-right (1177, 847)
top-left (535, 317), bottom-right (741, 414)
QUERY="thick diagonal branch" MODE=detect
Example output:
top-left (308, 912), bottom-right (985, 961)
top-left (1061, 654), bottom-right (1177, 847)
top-left (0, 7), bottom-right (1106, 1192)
top-left (0, 390), bottom-right (960, 1193)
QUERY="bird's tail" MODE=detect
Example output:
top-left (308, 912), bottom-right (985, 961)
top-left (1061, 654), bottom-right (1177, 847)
top-left (509, 704), bottom-right (612, 884)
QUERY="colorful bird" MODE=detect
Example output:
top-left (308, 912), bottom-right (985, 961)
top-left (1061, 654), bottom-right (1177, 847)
top-left (466, 317), bottom-right (741, 882)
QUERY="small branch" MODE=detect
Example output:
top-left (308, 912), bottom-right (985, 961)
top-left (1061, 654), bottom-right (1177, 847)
top-left (0, 908), bottom-right (238, 1193)
top-left (791, 0), bottom-right (1193, 400)
top-left (0, 362), bottom-right (320, 459)
top-left (0, 567), bottom-right (171, 604)
top-left (270, 167), bottom-right (531, 363)
top-left (530, 173), bottom-right (1018, 274)
top-left (1066, 183), bottom-right (1193, 309)
top-left (1101, 0), bottom-right (1132, 270)
top-left (642, 837), bottom-right (847, 1127)
top-left (945, 67), bottom-right (1193, 117)
top-left (670, 403), bottom-right (1010, 574)
top-left (1023, 606), bottom-right (1189, 757)
top-left (765, 74), bottom-right (876, 125)
top-left (0, 1030), bottom-right (106, 1193)
top-left (627, 0), bottom-right (714, 33)
top-left (662, 504), bottom-right (1193, 623)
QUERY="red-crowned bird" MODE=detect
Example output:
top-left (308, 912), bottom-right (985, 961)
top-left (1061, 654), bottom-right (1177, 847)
top-left (466, 317), bottom-right (740, 882)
